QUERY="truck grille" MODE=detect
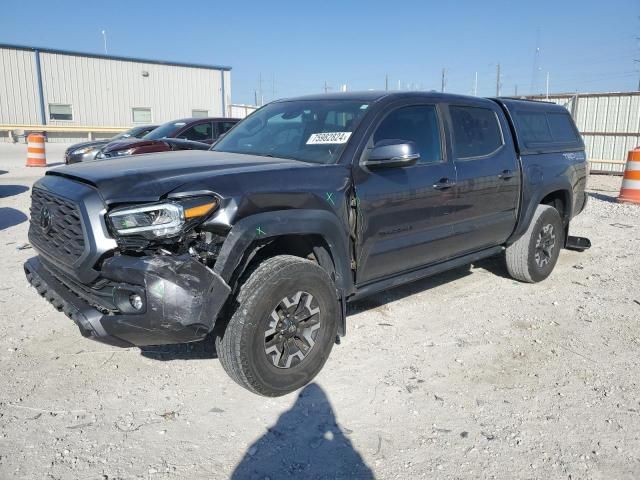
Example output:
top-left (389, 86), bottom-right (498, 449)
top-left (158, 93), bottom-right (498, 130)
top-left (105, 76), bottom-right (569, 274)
top-left (29, 188), bottom-right (85, 265)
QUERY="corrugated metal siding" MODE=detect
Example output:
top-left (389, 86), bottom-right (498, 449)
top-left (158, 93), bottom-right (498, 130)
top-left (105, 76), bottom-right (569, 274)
top-left (1, 46), bottom-right (231, 142)
top-left (0, 48), bottom-right (40, 125)
top-left (40, 52), bottom-right (224, 128)
top-left (526, 92), bottom-right (640, 174)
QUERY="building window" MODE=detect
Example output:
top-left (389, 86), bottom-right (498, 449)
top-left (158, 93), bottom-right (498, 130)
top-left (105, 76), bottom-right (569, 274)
top-left (49, 104), bottom-right (73, 121)
top-left (132, 108), bottom-right (152, 123)
top-left (192, 109), bottom-right (209, 118)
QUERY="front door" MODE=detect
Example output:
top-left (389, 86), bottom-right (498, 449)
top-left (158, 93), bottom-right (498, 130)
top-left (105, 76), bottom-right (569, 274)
top-left (354, 103), bottom-right (458, 285)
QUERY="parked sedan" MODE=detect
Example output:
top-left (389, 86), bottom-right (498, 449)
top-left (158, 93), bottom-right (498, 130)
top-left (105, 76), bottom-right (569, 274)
top-left (64, 125), bottom-right (158, 164)
top-left (96, 117), bottom-right (239, 159)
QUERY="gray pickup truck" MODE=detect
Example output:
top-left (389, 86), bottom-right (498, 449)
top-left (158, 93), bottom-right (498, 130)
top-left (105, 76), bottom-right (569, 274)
top-left (25, 92), bottom-right (589, 396)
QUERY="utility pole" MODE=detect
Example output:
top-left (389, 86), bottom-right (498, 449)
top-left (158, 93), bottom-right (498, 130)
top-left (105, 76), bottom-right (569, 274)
top-left (545, 72), bottom-right (550, 99)
top-left (101, 30), bottom-right (108, 54)
top-left (515, 84), bottom-right (518, 96)
top-left (531, 28), bottom-right (541, 95)
top-left (441, 68), bottom-right (446, 93)
top-left (496, 63), bottom-right (501, 97)
top-left (254, 90), bottom-right (258, 106)
top-left (385, 74), bottom-right (389, 91)
top-left (473, 72), bottom-right (478, 96)
top-left (323, 81), bottom-right (328, 93)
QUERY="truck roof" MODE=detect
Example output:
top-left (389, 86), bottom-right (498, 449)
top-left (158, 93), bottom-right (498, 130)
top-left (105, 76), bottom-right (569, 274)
top-left (276, 90), bottom-right (498, 105)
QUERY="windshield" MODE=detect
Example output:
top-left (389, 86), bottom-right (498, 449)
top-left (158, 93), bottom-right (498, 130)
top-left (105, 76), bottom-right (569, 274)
top-left (112, 126), bottom-right (149, 141)
top-left (212, 100), bottom-right (370, 164)
top-left (142, 121), bottom-right (187, 140)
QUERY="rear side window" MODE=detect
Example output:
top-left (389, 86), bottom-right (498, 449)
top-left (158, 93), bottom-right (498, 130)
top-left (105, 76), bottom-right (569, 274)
top-left (373, 105), bottom-right (442, 164)
top-left (512, 109), bottom-right (581, 150)
top-left (516, 112), bottom-right (552, 143)
top-left (546, 113), bottom-right (580, 143)
top-left (450, 106), bottom-right (503, 159)
top-left (217, 121), bottom-right (236, 135)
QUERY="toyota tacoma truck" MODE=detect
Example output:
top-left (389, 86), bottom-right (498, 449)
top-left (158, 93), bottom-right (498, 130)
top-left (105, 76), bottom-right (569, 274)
top-left (24, 92), bottom-right (589, 396)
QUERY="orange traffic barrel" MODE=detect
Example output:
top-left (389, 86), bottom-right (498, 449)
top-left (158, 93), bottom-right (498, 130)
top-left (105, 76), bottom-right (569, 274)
top-left (618, 148), bottom-right (640, 204)
top-left (26, 133), bottom-right (47, 167)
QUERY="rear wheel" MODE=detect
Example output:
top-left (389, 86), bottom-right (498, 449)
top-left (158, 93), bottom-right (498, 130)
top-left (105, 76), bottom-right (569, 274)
top-left (505, 205), bottom-right (564, 283)
top-left (216, 255), bottom-right (338, 396)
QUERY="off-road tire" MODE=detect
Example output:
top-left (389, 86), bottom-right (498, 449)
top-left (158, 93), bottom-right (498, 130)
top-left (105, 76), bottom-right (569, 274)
top-left (216, 255), bottom-right (338, 396)
top-left (505, 205), bottom-right (564, 283)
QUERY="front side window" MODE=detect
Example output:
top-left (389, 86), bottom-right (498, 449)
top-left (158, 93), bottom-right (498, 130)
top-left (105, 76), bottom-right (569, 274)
top-left (181, 122), bottom-right (213, 141)
top-left (49, 104), bottom-right (72, 121)
top-left (372, 105), bottom-right (442, 164)
top-left (450, 105), bottom-right (503, 159)
top-left (213, 100), bottom-right (370, 164)
top-left (132, 108), bottom-right (152, 123)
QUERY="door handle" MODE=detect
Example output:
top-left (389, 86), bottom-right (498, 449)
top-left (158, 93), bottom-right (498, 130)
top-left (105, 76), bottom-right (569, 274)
top-left (433, 178), bottom-right (457, 190)
top-left (498, 169), bottom-right (515, 180)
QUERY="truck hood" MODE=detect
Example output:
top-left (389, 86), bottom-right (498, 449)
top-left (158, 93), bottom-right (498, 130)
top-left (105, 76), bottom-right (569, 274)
top-left (46, 150), bottom-right (309, 204)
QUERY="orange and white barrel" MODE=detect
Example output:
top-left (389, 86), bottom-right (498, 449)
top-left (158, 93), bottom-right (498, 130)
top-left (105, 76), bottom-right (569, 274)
top-left (26, 133), bottom-right (47, 167)
top-left (618, 148), bottom-right (640, 204)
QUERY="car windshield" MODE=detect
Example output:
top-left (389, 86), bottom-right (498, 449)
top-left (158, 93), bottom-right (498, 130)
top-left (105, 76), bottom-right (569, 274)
top-left (142, 121), bottom-right (187, 140)
top-left (112, 126), bottom-right (148, 141)
top-left (212, 100), bottom-right (370, 164)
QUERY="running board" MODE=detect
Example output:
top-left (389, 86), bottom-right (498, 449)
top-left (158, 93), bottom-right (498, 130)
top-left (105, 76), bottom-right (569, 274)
top-left (565, 236), bottom-right (591, 252)
top-left (350, 246), bottom-right (503, 301)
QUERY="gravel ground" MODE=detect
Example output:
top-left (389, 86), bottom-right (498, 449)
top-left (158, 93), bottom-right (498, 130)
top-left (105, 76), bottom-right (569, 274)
top-left (1, 143), bottom-right (639, 479)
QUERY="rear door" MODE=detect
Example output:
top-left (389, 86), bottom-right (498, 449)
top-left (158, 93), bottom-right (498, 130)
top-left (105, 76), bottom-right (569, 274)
top-left (354, 101), bottom-right (458, 285)
top-left (445, 102), bottom-right (520, 254)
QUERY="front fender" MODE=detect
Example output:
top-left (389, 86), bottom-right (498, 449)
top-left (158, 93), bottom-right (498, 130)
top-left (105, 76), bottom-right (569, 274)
top-left (213, 209), bottom-right (354, 296)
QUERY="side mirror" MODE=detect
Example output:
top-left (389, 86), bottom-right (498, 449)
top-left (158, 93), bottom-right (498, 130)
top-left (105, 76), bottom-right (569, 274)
top-left (364, 140), bottom-right (420, 168)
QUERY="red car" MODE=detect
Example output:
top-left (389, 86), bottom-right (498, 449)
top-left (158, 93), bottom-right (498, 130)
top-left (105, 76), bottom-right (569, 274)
top-left (96, 117), bottom-right (239, 158)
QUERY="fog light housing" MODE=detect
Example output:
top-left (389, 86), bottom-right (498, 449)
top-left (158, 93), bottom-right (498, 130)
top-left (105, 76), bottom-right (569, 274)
top-left (129, 294), bottom-right (144, 311)
top-left (113, 286), bottom-right (146, 314)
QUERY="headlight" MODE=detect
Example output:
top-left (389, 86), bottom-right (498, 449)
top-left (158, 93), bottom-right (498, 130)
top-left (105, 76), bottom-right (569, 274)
top-left (107, 198), bottom-right (218, 238)
top-left (72, 146), bottom-right (97, 155)
top-left (114, 148), bottom-right (136, 156)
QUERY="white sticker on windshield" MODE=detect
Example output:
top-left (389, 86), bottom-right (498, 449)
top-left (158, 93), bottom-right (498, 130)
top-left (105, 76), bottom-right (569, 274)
top-left (306, 132), bottom-right (352, 145)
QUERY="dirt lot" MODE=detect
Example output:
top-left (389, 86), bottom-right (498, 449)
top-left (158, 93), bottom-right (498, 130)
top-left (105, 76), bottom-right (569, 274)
top-left (1, 143), bottom-right (639, 480)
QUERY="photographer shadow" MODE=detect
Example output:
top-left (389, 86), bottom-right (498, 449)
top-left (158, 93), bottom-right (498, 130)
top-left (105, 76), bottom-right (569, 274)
top-left (232, 383), bottom-right (374, 479)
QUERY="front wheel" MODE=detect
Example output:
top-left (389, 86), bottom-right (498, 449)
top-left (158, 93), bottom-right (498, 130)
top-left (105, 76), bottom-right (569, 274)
top-left (505, 205), bottom-right (564, 283)
top-left (216, 255), bottom-right (338, 396)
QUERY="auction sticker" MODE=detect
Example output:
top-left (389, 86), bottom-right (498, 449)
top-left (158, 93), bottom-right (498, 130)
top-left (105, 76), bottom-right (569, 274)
top-left (306, 132), bottom-right (352, 144)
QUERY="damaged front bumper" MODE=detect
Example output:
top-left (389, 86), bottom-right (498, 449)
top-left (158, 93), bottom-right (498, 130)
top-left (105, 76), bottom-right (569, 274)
top-left (24, 254), bottom-right (231, 347)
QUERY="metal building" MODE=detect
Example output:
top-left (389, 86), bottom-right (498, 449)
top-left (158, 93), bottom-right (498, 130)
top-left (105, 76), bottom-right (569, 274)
top-left (0, 43), bottom-right (232, 142)
top-left (526, 92), bottom-right (640, 174)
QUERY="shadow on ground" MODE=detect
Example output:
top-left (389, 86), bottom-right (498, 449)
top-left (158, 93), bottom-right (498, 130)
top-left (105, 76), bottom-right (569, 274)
top-left (139, 334), bottom-right (217, 360)
top-left (588, 191), bottom-right (618, 203)
top-left (0, 207), bottom-right (28, 231)
top-left (231, 383), bottom-right (374, 479)
top-left (0, 185), bottom-right (29, 198)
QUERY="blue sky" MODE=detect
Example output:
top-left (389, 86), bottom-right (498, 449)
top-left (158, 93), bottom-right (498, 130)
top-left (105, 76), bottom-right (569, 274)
top-left (1, 0), bottom-right (638, 104)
